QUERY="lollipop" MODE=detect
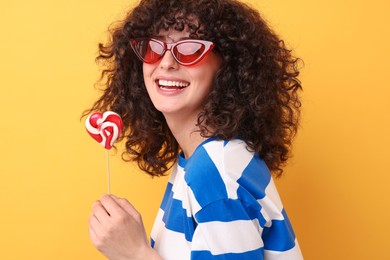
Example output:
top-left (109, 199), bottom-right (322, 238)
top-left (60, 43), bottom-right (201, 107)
top-left (85, 111), bottom-right (123, 149)
top-left (85, 111), bottom-right (123, 193)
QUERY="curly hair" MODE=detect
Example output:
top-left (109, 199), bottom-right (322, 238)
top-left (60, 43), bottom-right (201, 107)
top-left (84, 0), bottom-right (302, 177)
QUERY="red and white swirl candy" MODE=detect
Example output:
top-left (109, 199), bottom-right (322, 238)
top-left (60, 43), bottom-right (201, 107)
top-left (85, 111), bottom-right (123, 150)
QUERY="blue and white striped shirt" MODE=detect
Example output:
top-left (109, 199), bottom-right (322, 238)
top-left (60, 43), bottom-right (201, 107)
top-left (151, 138), bottom-right (303, 259)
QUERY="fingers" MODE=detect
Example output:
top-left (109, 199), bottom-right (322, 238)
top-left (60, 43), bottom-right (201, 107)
top-left (88, 194), bottom-right (150, 259)
top-left (109, 194), bottom-right (142, 223)
top-left (89, 211), bottom-right (107, 249)
top-left (88, 214), bottom-right (100, 241)
top-left (91, 194), bottom-right (141, 225)
top-left (99, 194), bottom-right (125, 217)
top-left (91, 200), bottom-right (110, 223)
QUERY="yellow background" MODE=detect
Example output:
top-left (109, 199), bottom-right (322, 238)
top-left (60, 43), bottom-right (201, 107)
top-left (1, 0), bottom-right (389, 259)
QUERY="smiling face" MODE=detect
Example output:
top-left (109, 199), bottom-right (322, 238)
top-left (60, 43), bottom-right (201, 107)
top-left (142, 28), bottom-right (221, 123)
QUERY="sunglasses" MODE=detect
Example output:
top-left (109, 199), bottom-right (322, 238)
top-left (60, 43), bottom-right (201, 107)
top-left (130, 38), bottom-right (215, 66)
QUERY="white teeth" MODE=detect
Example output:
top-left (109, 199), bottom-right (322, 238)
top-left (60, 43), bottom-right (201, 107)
top-left (158, 79), bottom-right (189, 88)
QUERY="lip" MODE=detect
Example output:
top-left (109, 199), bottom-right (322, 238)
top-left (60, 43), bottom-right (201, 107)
top-left (156, 76), bottom-right (190, 83)
top-left (154, 76), bottom-right (190, 96)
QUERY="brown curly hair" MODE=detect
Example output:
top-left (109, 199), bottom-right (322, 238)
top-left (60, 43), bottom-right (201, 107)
top-left (84, 0), bottom-right (302, 177)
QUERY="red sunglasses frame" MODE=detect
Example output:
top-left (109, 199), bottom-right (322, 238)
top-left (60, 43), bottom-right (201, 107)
top-left (130, 38), bottom-right (215, 66)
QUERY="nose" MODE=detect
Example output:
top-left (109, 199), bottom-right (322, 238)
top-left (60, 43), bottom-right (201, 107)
top-left (159, 50), bottom-right (179, 70)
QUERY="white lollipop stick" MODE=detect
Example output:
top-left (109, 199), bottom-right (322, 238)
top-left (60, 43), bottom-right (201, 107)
top-left (106, 150), bottom-right (111, 194)
top-left (85, 111), bottom-right (124, 194)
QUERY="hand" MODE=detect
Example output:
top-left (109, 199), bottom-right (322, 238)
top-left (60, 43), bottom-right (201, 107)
top-left (88, 194), bottom-right (161, 260)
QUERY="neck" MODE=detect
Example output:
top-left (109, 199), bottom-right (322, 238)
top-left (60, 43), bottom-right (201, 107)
top-left (164, 113), bottom-right (207, 159)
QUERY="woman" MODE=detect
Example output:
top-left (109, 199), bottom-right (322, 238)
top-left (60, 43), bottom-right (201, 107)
top-left (86, 0), bottom-right (303, 259)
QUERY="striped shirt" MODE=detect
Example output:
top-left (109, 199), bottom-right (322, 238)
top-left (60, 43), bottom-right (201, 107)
top-left (151, 138), bottom-right (303, 259)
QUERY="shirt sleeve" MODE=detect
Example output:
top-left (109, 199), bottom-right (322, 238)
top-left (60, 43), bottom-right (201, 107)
top-left (189, 197), bottom-right (303, 260)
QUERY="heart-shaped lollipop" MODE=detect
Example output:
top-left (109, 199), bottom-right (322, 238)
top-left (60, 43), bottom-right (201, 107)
top-left (85, 111), bottom-right (123, 150)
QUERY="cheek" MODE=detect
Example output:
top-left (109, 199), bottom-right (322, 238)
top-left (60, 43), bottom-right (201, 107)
top-left (142, 63), bottom-right (149, 80)
top-left (192, 54), bottom-right (221, 87)
top-left (194, 66), bottom-right (219, 90)
top-left (142, 64), bottom-right (155, 87)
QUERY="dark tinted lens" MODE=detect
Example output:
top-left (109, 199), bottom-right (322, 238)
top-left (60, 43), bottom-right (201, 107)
top-left (144, 40), bottom-right (164, 63)
top-left (173, 42), bottom-right (205, 64)
top-left (134, 39), bottom-right (164, 63)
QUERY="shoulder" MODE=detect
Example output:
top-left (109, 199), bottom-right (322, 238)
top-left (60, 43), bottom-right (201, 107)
top-left (182, 138), bottom-right (273, 207)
